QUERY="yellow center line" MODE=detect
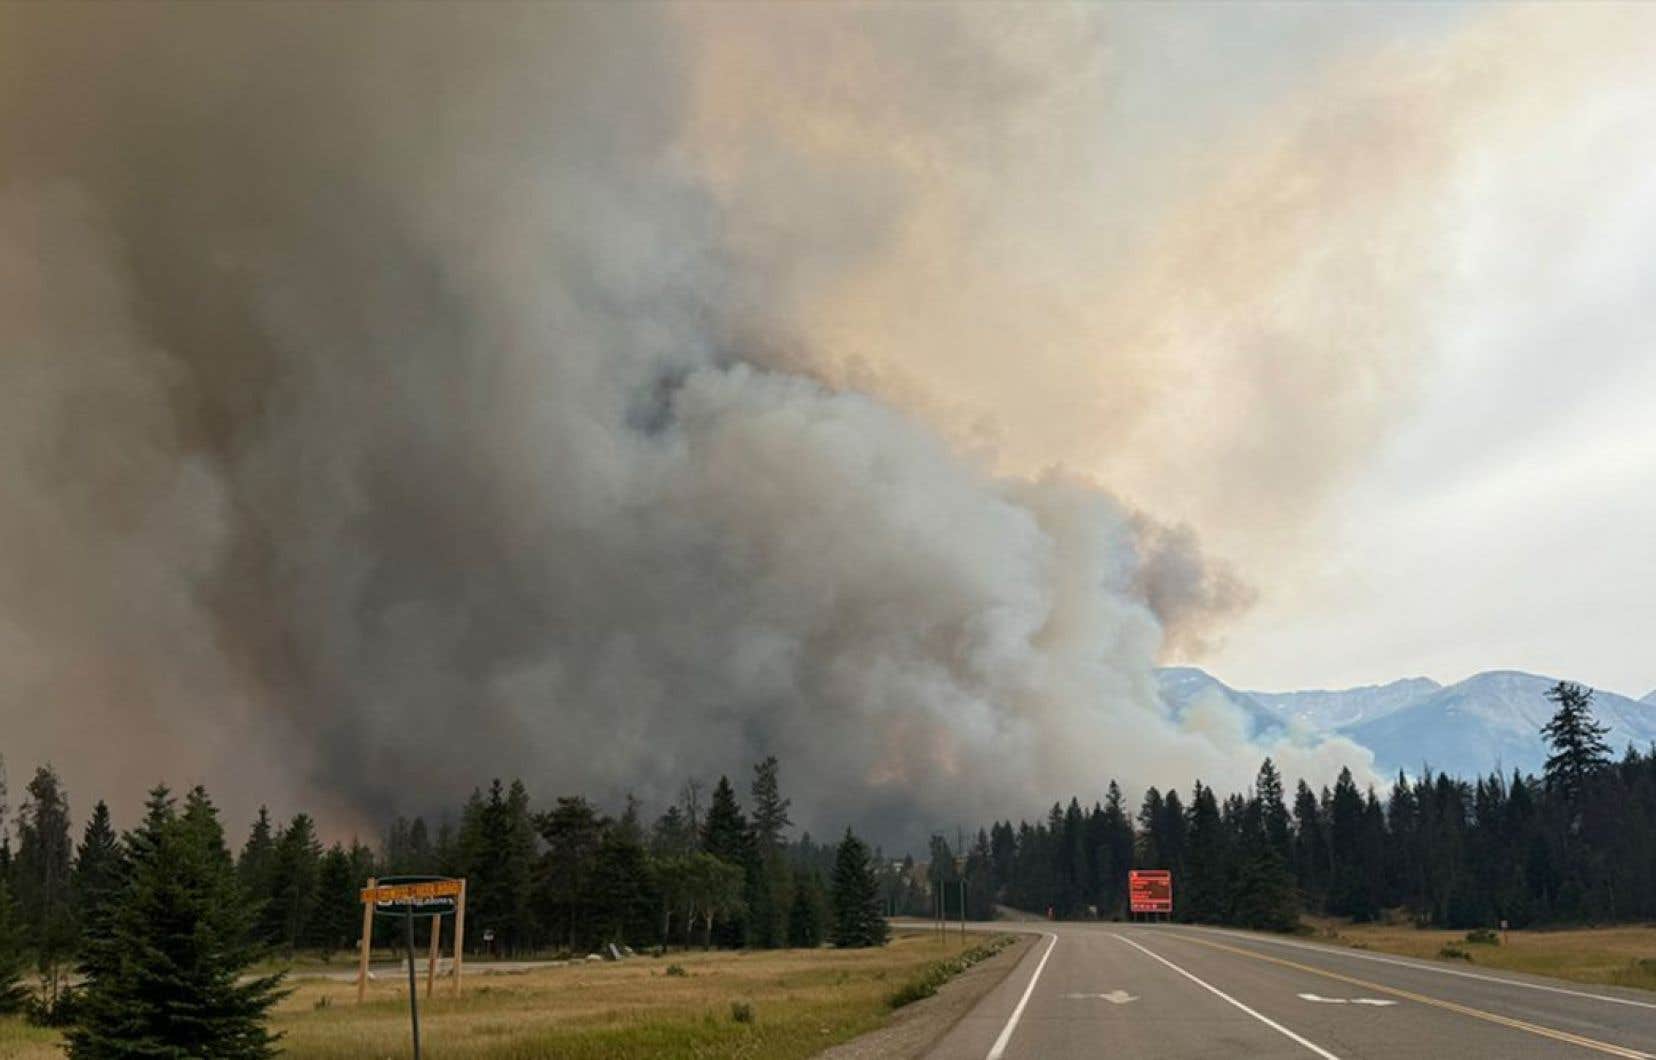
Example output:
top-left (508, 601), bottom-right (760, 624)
top-left (1166, 932), bottom-right (1653, 1060)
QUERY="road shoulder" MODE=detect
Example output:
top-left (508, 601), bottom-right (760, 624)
top-left (817, 933), bottom-right (1037, 1060)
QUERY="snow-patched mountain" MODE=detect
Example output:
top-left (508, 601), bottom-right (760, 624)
top-left (1348, 671), bottom-right (1656, 779)
top-left (1645, 689), bottom-right (1656, 706)
top-left (1244, 677), bottom-right (1441, 730)
top-left (1154, 667), bottom-right (1283, 739)
top-left (1156, 667), bottom-right (1656, 780)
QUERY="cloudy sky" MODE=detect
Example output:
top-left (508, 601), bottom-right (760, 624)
top-left (3, 2), bottom-right (1653, 838)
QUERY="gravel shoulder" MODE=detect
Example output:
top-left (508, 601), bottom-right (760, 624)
top-left (815, 933), bottom-right (1036, 1060)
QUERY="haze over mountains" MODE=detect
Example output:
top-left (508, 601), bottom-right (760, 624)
top-left (1158, 667), bottom-right (1656, 781)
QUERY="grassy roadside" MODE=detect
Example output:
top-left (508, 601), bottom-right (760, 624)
top-left (1300, 916), bottom-right (1656, 992)
top-left (0, 930), bottom-right (991, 1059)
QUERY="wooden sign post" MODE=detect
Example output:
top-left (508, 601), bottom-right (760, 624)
top-left (357, 876), bottom-right (467, 1059)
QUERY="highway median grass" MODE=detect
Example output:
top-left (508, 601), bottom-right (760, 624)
top-left (1303, 916), bottom-right (1656, 992)
top-left (0, 929), bottom-right (995, 1059)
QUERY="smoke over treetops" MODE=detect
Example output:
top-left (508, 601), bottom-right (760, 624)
top-left (0, 3), bottom-right (1434, 846)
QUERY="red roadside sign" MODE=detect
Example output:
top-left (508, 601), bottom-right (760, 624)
top-left (1129, 869), bottom-right (1172, 914)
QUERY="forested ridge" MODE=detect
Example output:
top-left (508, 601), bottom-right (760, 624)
top-left (0, 682), bottom-right (1650, 1049)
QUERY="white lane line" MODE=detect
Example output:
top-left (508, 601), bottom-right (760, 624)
top-left (1299, 993), bottom-right (1397, 1006)
top-left (1113, 933), bottom-right (1342, 1060)
top-left (985, 932), bottom-right (1057, 1060)
top-left (1169, 927), bottom-right (1656, 1011)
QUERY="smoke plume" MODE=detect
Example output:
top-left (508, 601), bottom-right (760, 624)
top-left (0, 3), bottom-right (1421, 844)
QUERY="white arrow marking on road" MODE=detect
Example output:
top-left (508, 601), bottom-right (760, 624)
top-left (1299, 993), bottom-right (1397, 1007)
top-left (1062, 990), bottom-right (1138, 1003)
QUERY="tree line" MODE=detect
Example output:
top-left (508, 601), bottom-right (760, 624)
top-left (0, 753), bottom-right (889, 1054)
top-left (972, 682), bottom-right (1656, 930)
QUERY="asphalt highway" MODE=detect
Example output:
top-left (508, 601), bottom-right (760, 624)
top-left (925, 922), bottom-right (1656, 1059)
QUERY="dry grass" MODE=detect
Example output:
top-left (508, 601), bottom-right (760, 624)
top-left (1301, 916), bottom-right (1656, 992)
top-left (0, 931), bottom-right (980, 1059)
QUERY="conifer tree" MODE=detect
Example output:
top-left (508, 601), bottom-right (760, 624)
top-left (591, 819), bottom-right (657, 946)
top-left (700, 776), bottom-right (751, 947)
top-left (536, 795), bottom-right (604, 951)
top-left (787, 868), bottom-right (827, 948)
top-left (236, 807), bottom-right (277, 934)
top-left (310, 844), bottom-right (358, 957)
top-left (1541, 682), bottom-right (1612, 808)
top-left (14, 764), bottom-right (76, 1015)
top-left (73, 800), bottom-right (125, 983)
top-left (1181, 783), bottom-right (1228, 922)
top-left (266, 814), bottom-right (322, 953)
top-left (830, 828), bottom-right (887, 948)
top-left (68, 785), bottom-right (285, 1059)
top-left (748, 757), bottom-right (794, 948)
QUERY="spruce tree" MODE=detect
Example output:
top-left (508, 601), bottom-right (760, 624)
top-left (309, 845), bottom-right (358, 957)
top-left (73, 800), bottom-right (125, 983)
top-left (266, 814), bottom-right (322, 953)
top-left (68, 785), bottom-right (285, 1059)
top-left (535, 796), bottom-right (604, 952)
top-left (700, 777), bottom-right (751, 947)
top-left (236, 808), bottom-right (277, 940)
top-left (14, 764), bottom-right (76, 1015)
top-left (1541, 681), bottom-right (1612, 808)
top-left (1182, 783), bottom-right (1228, 923)
top-left (830, 828), bottom-right (886, 948)
top-left (591, 821), bottom-right (657, 946)
top-left (748, 757), bottom-right (794, 948)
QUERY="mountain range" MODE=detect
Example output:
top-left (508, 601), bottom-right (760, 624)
top-left (1156, 667), bottom-right (1656, 781)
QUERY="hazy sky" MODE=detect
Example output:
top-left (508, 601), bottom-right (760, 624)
top-left (1141, 5), bottom-right (1656, 698)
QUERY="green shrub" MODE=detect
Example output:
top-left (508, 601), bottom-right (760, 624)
top-left (664, 964), bottom-right (688, 978)
top-left (729, 1000), bottom-right (754, 1024)
top-left (1464, 928), bottom-right (1500, 945)
top-left (1438, 944), bottom-right (1473, 961)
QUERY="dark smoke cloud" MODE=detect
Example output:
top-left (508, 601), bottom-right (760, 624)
top-left (0, 4), bottom-right (1370, 847)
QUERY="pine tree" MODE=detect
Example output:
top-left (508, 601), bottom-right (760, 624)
top-left (830, 828), bottom-right (887, 948)
top-left (500, 780), bottom-right (538, 953)
top-left (309, 845), bottom-right (358, 957)
top-left (1182, 783), bottom-right (1229, 923)
top-left (591, 819), bottom-right (657, 946)
top-left (266, 814), bottom-right (322, 952)
top-left (236, 807), bottom-right (278, 935)
top-left (700, 777), bottom-right (750, 947)
top-left (73, 800), bottom-right (125, 983)
top-left (536, 795), bottom-right (604, 951)
top-left (1101, 782), bottom-right (1134, 919)
top-left (68, 785), bottom-right (285, 1059)
top-left (748, 757), bottom-right (794, 948)
top-left (1541, 682), bottom-right (1612, 808)
top-left (14, 764), bottom-right (76, 1014)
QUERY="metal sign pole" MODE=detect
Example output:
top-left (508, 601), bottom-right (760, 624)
top-left (405, 904), bottom-right (422, 1060)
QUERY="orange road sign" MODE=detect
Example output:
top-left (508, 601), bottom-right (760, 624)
top-left (361, 879), bottom-right (464, 905)
top-left (1129, 869), bottom-right (1173, 913)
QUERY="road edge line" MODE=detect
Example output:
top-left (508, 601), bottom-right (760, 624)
top-left (985, 932), bottom-right (1057, 1060)
top-left (1112, 933), bottom-right (1341, 1060)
